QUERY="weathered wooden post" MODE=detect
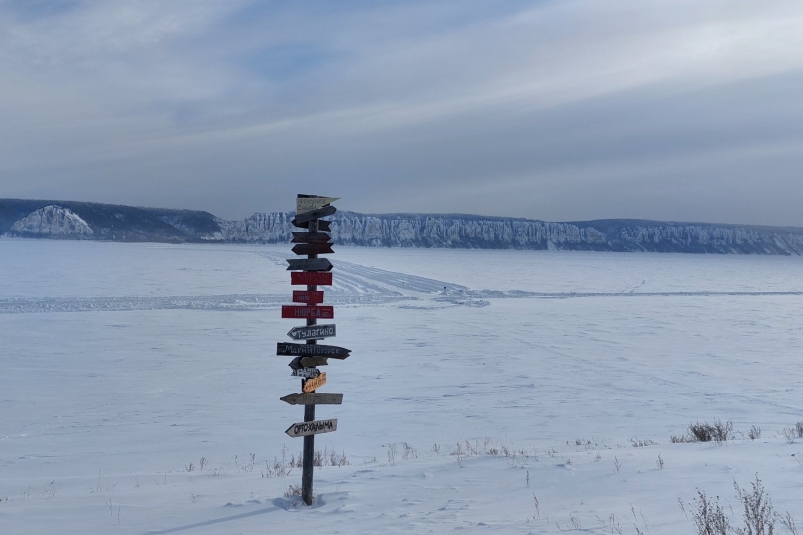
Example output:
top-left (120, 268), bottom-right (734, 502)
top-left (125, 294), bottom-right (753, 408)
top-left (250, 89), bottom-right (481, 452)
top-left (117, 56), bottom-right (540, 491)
top-left (279, 194), bottom-right (347, 506)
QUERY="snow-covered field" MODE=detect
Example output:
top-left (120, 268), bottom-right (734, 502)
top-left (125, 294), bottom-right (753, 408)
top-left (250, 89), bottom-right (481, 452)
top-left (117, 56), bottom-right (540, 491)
top-left (1, 239), bottom-right (802, 534)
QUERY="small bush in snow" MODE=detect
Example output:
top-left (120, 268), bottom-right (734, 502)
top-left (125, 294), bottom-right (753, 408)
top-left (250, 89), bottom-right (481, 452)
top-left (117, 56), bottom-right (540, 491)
top-left (283, 484), bottom-right (302, 498)
top-left (748, 425), bottom-right (762, 440)
top-left (688, 475), bottom-right (797, 535)
top-left (733, 475), bottom-right (775, 535)
top-left (671, 419), bottom-right (734, 444)
top-left (630, 438), bottom-right (658, 447)
top-left (780, 512), bottom-right (798, 535)
top-left (691, 489), bottom-right (730, 535)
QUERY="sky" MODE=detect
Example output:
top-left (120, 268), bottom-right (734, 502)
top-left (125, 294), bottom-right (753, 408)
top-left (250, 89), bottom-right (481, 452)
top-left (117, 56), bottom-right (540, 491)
top-left (1, 0), bottom-right (802, 225)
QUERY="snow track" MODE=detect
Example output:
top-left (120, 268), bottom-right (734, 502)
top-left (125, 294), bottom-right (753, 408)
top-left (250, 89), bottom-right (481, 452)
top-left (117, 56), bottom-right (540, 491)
top-left (3, 249), bottom-right (802, 314)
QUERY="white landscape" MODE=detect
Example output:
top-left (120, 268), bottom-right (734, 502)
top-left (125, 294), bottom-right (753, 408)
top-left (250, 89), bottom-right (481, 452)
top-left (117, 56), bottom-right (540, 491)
top-left (1, 239), bottom-right (802, 535)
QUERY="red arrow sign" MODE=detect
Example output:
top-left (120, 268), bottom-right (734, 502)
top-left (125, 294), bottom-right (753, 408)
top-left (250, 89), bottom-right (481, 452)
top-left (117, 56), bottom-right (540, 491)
top-left (291, 272), bottom-right (332, 285)
top-left (281, 305), bottom-right (334, 319)
top-left (292, 290), bottom-right (324, 304)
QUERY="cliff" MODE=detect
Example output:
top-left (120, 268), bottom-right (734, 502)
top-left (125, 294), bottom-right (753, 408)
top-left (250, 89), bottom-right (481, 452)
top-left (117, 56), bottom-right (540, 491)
top-left (221, 211), bottom-right (803, 255)
top-left (2, 199), bottom-right (802, 254)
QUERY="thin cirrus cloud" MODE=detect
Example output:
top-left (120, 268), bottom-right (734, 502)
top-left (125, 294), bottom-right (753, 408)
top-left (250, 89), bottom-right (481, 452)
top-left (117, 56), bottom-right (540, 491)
top-left (1, 0), bottom-right (802, 225)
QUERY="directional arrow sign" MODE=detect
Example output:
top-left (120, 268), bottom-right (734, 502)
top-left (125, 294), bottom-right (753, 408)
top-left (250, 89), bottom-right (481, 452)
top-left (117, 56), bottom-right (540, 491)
top-left (287, 323), bottom-right (335, 341)
top-left (291, 368), bottom-right (321, 379)
top-left (286, 258), bottom-right (333, 271)
top-left (292, 205), bottom-right (336, 227)
top-left (292, 232), bottom-right (332, 244)
top-left (302, 372), bottom-right (327, 393)
top-left (285, 418), bottom-right (337, 438)
top-left (293, 219), bottom-right (331, 232)
top-left (292, 243), bottom-right (334, 256)
top-left (281, 305), bottom-right (333, 319)
top-left (291, 272), bottom-right (332, 286)
top-left (277, 343), bottom-right (349, 358)
top-left (280, 393), bottom-right (343, 405)
top-left (297, 196), bottom-right (339, 215)
top-left (292, 291), bottom-right (324, 304)
top-left (289, 356), bottom-right (329, 370)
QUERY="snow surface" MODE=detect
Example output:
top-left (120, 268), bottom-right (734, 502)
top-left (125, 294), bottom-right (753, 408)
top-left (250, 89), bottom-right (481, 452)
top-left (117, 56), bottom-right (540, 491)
top-left (1, 238), bottom-right (802, 534)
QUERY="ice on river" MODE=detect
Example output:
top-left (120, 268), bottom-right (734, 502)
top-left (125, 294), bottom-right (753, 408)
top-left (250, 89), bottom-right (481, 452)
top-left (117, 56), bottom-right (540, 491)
top-left (1, 238), bottom-right (802, 534)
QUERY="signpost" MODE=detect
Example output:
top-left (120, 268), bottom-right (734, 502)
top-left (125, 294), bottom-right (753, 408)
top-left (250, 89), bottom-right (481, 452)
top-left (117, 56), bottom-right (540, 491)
top-left (291, 291), bottom-right (325, 304)
top-left (293, 219), bottom-right (331, 232)
top-left (287, 324), bottom-right (335, 340)
top-left (291, 368), bottom-right (321, 379)
top-left (292, 205), bottom-right (337, 226)
top-left (276, 194), bottom-right (346, 506)
top-left (291, 272), bottom-right (332, 286)
top-left (289, 356), bottom-right (330, 370)
top-left (291, 243), bottom-right (335, 256)
top-left (286, 258), bottom-right (333, 272)
top-left (280, 393), bottom-right (343, 405)
top-left (285, 418), bottom-right (337, 438)
top-left (277, 342), bottom-right (350, 358)
top-left (292, 232), bottom-right (332, 243)
top-left (302, 372), bottom-right (327, 393)
top-left (296, 196), bottom-right (339, 215)
top-left (281, 305), bottom-right (334, 319)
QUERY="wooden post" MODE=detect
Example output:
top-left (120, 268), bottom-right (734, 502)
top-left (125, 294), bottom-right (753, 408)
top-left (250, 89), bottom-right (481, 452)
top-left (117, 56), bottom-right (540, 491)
top-left (301, 218), bottom-right (318, 506)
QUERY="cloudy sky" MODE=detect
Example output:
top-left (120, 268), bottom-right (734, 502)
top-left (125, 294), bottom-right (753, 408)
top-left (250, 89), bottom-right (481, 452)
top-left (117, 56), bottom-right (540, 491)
top-left (2, 0), bottom-right (802, 225)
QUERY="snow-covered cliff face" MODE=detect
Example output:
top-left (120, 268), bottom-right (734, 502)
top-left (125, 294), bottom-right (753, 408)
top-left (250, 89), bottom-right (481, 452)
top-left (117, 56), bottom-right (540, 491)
top-left (9, 205), bottom-right (94, 239)
top-left (218, 211), bottom-right (803, 255)
top-left (216, 212), bottom-right (294, 243)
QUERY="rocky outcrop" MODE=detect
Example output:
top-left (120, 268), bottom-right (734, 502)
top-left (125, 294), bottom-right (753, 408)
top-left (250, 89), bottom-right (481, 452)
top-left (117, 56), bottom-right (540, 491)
top-left (215, 212), bottom-right (293, 243)
top-left (9, 205), bottom-right (94, 239)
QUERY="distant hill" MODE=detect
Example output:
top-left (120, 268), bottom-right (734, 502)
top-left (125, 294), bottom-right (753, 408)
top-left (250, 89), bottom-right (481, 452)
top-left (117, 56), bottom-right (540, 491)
top-left (0, 199), bottom-right (223, 243)
top-left (2, 198), bottom-right (803, 254)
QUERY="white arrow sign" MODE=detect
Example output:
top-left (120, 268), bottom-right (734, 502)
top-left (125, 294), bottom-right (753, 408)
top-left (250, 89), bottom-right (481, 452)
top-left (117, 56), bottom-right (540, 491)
top-left (285, 418), bottom-right (338, 438)
top-left (291, 368), bottom-right (321, 379)
top-left (287, 324), bottom-right (336, 341)
top-left (297, 196), bottom-right (339, 215)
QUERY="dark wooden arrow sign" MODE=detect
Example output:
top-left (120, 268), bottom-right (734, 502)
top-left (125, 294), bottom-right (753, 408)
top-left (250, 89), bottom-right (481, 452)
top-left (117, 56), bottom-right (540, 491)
top-left (289, 356), bottom-right (329, 370)
top-left (292, 243), bottom-right (334, 256)
top-left (292, 232), bottom-right (332, 244)
top-left (293, 219), bottom-right (331, 232)
top-left (280, 393), bottom-right (343, 405)
top-left (286, 258), bottom-right (333, 271)
top-left (285, 418), bottom-right (337, 438)
top-left (291, 272), bottom-right (332, 286)
top-left (292, 291), bottom-right (324, 304)
top-left (292, 205), bottom-right (336, 227)
top-left (277, 342), bottom-right (350, 358)
top-left (281, 305), bottom-right (334, 319)
top-left (287, 323), bottom-right (335, 341)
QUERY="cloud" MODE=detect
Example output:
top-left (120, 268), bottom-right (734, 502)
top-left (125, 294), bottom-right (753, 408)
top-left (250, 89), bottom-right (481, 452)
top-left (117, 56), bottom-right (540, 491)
top-left (1, 0), bottom-right (802, 225)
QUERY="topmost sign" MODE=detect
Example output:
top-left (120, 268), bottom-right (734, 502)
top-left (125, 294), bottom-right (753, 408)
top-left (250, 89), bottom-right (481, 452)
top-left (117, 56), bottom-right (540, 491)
top-left (297, 195), bottom-right (339, 215)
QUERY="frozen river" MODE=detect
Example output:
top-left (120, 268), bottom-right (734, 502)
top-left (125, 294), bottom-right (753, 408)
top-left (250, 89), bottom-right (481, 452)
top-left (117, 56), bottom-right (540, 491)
top-left (1, 239), bottom-right (802, 534)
